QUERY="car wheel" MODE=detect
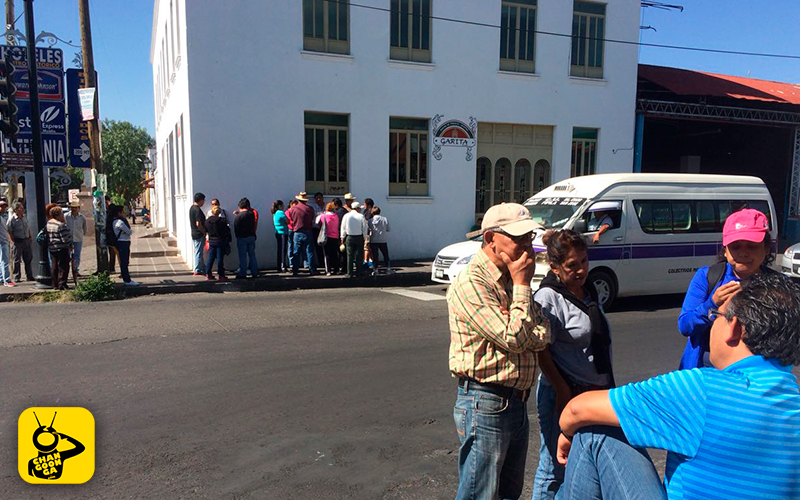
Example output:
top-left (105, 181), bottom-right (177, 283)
top-left (589, 270), bottom-right (617, 310)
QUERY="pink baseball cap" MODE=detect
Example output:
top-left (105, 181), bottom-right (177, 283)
top-left (722, 209), bottom-right (769, 247)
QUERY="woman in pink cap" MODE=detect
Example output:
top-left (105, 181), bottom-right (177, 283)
top-left (677, 208), bottom-right (775, 369)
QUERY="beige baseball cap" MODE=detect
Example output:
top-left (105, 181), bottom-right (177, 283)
top-left (344, 193), bottom-right (356, 201)
top-left (467, 202), bottom-right (543, 238)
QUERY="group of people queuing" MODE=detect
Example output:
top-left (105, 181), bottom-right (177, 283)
top-left (272, 191), bottom-right (391, 278)
top-left (0, 198), bottom-right (89, 289)
top-left (190, 193), bottom-right (260, 281)
top-left (448, 202), bottom-right (800, 500)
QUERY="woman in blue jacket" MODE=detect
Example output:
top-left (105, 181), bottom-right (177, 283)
top-left (678, 208), bottom-right (773, 369)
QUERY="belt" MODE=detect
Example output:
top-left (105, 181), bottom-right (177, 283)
top-left (458, 378), bottom-right (530, 401)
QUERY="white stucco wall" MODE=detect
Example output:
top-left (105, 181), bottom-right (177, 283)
top-left (154, 0), bottom-right (639, 265)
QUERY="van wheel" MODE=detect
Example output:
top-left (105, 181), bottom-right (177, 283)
top-left (589, 270), bottom-right (617, 310)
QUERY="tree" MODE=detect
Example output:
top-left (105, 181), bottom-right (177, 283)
top-left (101, 119), bottom-right (155, 204)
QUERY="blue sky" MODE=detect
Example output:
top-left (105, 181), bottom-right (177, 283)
top-left (17, 1), bottom-right (800, 140)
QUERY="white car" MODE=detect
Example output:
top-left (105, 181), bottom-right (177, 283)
top-left (781, 242), bottom-right (800, 280)
top-left (431, 238), bottom-right (482, 284)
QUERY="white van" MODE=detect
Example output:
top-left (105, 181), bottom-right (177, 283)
top-left (431, 173), bottom-right (778, 308)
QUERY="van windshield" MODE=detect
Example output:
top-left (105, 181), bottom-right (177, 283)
top-left (524, 197), bottom-right (586, 229)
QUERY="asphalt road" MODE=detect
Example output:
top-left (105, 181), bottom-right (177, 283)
top-left (0, 286), bottom-right (758, 499)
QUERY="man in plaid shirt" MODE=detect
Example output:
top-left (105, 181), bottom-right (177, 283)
top-left (448, 202), bottom-right (550, 500)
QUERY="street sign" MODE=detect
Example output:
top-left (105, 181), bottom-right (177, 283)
top-left (66, 68), bottom-right (93, 168)
top-left (0, 45), bottom-right (67, 168)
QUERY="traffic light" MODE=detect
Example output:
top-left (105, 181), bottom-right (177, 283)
top-left (0, 57), bottom-right (18, 138)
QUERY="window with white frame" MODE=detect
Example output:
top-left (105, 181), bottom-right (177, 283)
top-left (571, 127), bottom-right (598, 176)
top-left (390, 0), bottom-right (431, 63)
top-left (500, 0), bottom-right (536, 73)
top-left (389, 117), bottom-right (429, 196)
top-left (303, 0), bottom-right (350, 55)
top-left (570, 1), bottom-right (605, 78)
top-left (304, 112), bottom-right (349, 195)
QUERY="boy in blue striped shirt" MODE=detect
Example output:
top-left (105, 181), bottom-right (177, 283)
top-left (553, 271), bottom-right (800, 500)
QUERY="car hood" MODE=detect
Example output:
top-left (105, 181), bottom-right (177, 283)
top-left (438, 240), bottom-right (482, 258)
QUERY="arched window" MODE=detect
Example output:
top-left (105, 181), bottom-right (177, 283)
top-left (494, 158), bottom-right (511, 204)
top-left (534, 159), bottom-right (551, 193)
top-left (475, 157), bottom-right (491, 215)
top-left (514, 158), bottom-right (532, 203)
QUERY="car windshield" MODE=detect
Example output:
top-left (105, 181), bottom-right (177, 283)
top-left (524, 197), bottom-right (586, 229)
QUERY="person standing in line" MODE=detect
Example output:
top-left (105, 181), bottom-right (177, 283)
top-left (531, 229), bottom-right (615, 500)
top-left (7, 201), bottom-right (33, 282)
top-left (678, 208), bottom-right (774, 369)
top-left (312, 192), bottom-right (325, 269)
top-left (343, 192), bottom-right (356, 212)
top-left (108, 204), bottom-right (138, 286)
top-left (234, 198), bottom-right (259, 279)
top-left (271, 200), bottom-right (289, 273)
top-left (368, 206), bottom-right (391, 272)
top-left (65, 202), bottom-right (88, 277)
top-left (319, 201), bottom-right (341, 275)
top-left (285, 192), bottom-right (316, 276)
top-left (45, 206), bottom-right (72, 290)
top-left (205, 205), bottom-right (231, 281)
top-left (103, 198), bottom-right (118, 273)
top-left (285, 199), bottom-right (298, 271)
top-left (206, 198), bottom-right (229, 220)
top-left (190, 193), bottom-right (207, 276)
top-left (340, 202), bottom-right (369, 278)
top-left (333, 198), bottom-right (347, 273)
top-left (0, 200), bottom-right (15, 287)
top-left (447, 202), bottom-right (550, 500)
top-left (362, 197), bottom-right (375, 271)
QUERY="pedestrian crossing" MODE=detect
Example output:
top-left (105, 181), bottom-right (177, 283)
top-left (381, 288), bottom-right (447, 302)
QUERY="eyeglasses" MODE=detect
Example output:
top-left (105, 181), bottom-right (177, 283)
top-left (708, 308), bottom-right (727, 321)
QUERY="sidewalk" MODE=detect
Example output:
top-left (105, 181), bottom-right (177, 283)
top-left (0, 224), bottom-right (435, 301)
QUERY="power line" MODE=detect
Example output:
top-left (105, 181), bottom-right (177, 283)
top-left (322, 0), bottom-right (800, 61)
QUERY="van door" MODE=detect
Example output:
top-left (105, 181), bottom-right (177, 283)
top-left (581, 199), bottom-right (627, 282)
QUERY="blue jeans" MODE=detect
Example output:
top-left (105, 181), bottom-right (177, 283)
top-left (0, 241), bottom-right (11, 283)
top-left (556, 426), bottom-right (665, 500)
top-left (292, 230), bottom-right (316, 274)
top-left (72, 241), bottom-right (83, 272)
top-left (206, 242), bottom-right (226, 277)
top-left (236, 236), bottom-right (258, 278)
top-left (533, 377), bottom-right (563, 500)
top-left (453, 384), bottom-right (530, 500)
top-left (193, 238), bottom-right (205, 274)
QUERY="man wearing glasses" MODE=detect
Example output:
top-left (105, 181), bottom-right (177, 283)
top-left (447, 202), bottom-right (550, 500)
top-left (553, 271), bottom-right (800, 499)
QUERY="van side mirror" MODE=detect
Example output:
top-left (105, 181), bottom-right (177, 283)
top-left (572, 219), bottom-right (587, 234)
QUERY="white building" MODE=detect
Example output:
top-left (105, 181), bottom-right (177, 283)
top-left (150, 0), bottom-right (640, 267)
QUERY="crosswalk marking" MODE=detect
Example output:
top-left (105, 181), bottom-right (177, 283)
top-left (381, 288), bottom-right (446, 301)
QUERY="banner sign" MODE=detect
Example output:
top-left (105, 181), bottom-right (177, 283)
top-left (431, 114), bottom-right (477, 161)
top-left (0, 45), bottom-right (66, 168)
top-left (66, 69), bottom-right (95, 168)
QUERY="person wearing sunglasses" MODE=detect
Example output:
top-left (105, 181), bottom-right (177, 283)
top-left (554, 271), bottom-right (800, 499)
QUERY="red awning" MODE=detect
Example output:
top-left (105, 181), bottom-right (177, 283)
top-left (639, 64), bottom-right (800, 106)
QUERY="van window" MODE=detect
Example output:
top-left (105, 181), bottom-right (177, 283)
top-left (634, 199), bottom-right (773, 234)
top-left (525, 197), bottom-right (586, 229)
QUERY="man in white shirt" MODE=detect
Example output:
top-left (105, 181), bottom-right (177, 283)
top-left (65, 202), bottom-right (88, 276)
top-left (340, 202), bottom-right (369, 278)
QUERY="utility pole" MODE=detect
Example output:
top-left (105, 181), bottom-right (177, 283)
top-left (5, 0), bottom-right (14, 45)
top-left (24, 0), bottom-right (52, 288)
top-left (78, 0), bottom-right (107, 272)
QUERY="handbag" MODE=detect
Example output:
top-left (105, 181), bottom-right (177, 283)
top-left (317, 215), bottom-right (328, 245)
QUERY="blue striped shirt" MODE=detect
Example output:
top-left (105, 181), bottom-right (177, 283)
top-left (609, 355), bottom-right (800, 500)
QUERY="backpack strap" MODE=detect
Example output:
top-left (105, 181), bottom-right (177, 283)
top-left (706, 262), bottom-right (727, 295)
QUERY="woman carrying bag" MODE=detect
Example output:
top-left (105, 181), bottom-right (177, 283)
top-left (319, 202), bottom-right (340, 275)
top-left (204, 205), bottom-right (231, 281)
top-left (678, 208), bottom-right (774, 369)
top-left (532, 229), bottom-right (615, 500)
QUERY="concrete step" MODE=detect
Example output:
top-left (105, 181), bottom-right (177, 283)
top-left (140, 227), bottom-right (169, 239)
top-left (131, 248), bottom-right (181, 258)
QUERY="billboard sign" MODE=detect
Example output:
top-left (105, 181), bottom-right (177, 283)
top-left (66, 68), bottom-right (93, 167)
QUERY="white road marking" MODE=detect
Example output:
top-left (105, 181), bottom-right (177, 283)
top-left (381, 288), bottom-right (446, 301)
